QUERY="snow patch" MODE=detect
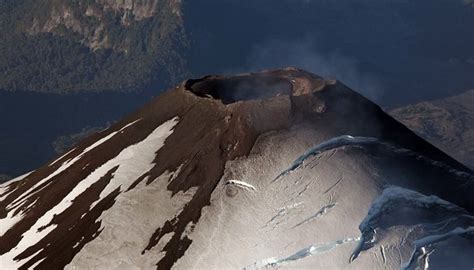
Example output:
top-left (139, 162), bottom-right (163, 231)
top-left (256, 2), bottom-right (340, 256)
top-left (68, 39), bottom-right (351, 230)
top-left (245, 237), bottom-right (360, 269)
top-left (225, 180), bottom-right (257, 191)
top-left (182, 222), bottom-right (195, 240)
top-left (49, 147), bottom-right (76, 167)
top-left (0, 171), bottom-right (33, 201)
top-left (6, 118), bottom-right (142, 214)
top-left (89, 117), bottom-right (178, 209)
top-left (82, 118), bottom-right (141, 155)
top-left (0, 211), bottom-right (25, 237)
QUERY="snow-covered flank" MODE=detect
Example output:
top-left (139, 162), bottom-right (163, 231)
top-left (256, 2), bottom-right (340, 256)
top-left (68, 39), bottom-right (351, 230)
top-left (6, 118), bottom-right (142, 214)
top-left (225, 180), bottom-right (257, 191)
top-left (0, 211), bottom-right (24, 237)
top-left (82, 119), bottom-right (142, 155)
top-left (245, 237), bottom-right (360, 269)
top-left (0, 171), bottom-right (36, 237)
top-left (274, 135), bottom-right (378, 180)
top-left (0, 117), bottom-right (177, 269)
top-left (48, 147), bottom-right (76, 167)
top-left (173, 128), bottom-right (376, 270)
top-left (0, 171), bottom-right (33, 201)
top-left (51, 119), bottom-right (140, 167)
top-left (87, 118), bottom-right (174, 209)
top-left (172, 125), bottom-right (474, 269)
top-left (66, 168), bottom-right (198, 269)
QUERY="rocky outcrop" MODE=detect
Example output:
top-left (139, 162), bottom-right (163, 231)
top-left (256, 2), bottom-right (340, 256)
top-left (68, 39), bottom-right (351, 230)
top-left (28, 0), bottom-right (183, 51)
top-left (98, 0), bottom-right (161, 20)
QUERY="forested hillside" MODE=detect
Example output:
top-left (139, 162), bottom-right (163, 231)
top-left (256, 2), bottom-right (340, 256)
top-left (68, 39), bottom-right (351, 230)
top-left (0, 0), bottom-right (188, 93)
top-left (390, 90), bottom-right (474, 169)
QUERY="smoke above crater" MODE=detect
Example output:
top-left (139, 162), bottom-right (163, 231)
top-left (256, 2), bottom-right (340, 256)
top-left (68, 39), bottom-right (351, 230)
top-left (243, 38), bottom-right (384, 103)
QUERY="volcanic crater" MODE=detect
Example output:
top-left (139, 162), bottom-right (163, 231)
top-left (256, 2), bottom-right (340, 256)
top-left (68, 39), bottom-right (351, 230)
top-left (0, 68), bottom-right (472, 270)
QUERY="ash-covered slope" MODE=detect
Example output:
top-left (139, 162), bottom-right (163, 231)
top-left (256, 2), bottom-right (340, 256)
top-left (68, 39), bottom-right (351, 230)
top-left (0, 68), bottom-right (473, 269)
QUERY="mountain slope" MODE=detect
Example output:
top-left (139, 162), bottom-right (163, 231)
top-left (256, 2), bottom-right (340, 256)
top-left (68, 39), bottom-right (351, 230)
top-left (0, 69), bottom-right (473, 269)
top-left (390, 89), bottom-right (474, 169)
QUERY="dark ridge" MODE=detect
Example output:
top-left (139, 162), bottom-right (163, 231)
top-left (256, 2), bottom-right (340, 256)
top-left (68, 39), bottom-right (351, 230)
top-left (291, 81), bottom-right (474, 174)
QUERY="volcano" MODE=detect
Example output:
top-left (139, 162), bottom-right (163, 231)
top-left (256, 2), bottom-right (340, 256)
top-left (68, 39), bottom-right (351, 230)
top-left (1, 68), bottom-right (473, 269)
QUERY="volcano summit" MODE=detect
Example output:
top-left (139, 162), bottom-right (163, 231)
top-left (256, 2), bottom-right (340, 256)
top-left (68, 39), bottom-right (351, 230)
top-left (0, 68), bottom-right (473, 269)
